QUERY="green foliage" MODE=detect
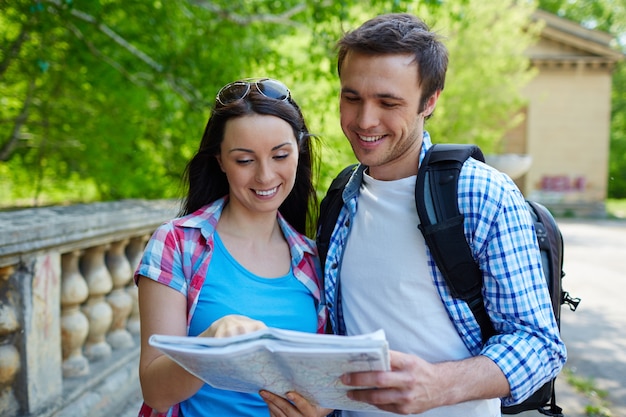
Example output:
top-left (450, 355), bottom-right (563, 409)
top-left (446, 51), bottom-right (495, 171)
top-left (609, 58), bottom-right (626, 198)
top-left (606, 198), bottom-right (626, 219)
top-left (563, 367), bottom-right (613, 417)
top-left (416, 1), bottom-right (539, 153)
top-left (283, 0), bottom-right (540, 193)
top-left (1, 0), bottom-right (308, 205)
top-left (1, 0), bottom-right (540, 207)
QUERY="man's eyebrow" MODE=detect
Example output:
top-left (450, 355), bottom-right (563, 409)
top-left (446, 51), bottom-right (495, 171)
top-left (341, 87), bottom-right (405, 101)
top-left (376, 92), bottom-right (405, 101)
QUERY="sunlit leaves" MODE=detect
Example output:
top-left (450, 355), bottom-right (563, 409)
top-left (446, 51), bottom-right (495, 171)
top-left (1, 0), bottom-right (544, 206)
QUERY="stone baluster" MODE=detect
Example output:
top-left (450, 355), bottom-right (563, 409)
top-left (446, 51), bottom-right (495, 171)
top-left (60, 251), bottom-right (90, 377)
top-left (0, 265), bottom-right (20, 415)
top-left (125, 235), bottom-right (148, 335)
top-left (105, 239), bottom-right (134, 349)
top-left (80, 245), bottom-right (113, 361)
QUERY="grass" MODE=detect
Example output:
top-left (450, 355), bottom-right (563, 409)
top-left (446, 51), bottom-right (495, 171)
top-left (563, 367), bottom-right (613, 417)
top-left (606, 199), bottom-right (626, 219)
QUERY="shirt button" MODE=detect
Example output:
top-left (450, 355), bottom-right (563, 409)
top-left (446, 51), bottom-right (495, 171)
top-left (331, 262), bottom-right (338, 269)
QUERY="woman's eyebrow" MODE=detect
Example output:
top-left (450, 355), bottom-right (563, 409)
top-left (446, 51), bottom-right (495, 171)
top-left (228, 141), bottom-right (294, 154)
top-left (272, 142), bottom-right (295, 151)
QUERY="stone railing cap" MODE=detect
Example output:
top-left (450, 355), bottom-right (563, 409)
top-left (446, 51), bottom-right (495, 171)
top-left (0, 199), bottom-right (179, 265)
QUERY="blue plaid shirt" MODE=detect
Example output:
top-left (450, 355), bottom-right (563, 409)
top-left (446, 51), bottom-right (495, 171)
top-left (323, 132), bottom-right (566, 406)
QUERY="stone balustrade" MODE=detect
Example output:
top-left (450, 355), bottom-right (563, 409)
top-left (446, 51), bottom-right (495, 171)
top-left (0, 200), bottom-right (179, 417)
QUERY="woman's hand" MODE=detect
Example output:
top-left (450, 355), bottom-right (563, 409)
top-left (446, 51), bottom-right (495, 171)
top-left (201, 314), bottom-right (267, 338)
top-left (260, 390), bottom-right (332, 417)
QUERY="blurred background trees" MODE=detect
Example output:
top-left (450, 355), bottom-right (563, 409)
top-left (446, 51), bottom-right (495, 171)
top-left (0, 0), bottom-right (623, 207)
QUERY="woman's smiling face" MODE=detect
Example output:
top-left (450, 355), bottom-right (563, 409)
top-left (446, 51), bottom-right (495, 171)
top-left (217, 113), bottom-right (299, 215)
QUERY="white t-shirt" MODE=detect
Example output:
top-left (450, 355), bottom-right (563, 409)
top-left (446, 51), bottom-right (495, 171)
top-left (340, 172), bottom-right (500, 417)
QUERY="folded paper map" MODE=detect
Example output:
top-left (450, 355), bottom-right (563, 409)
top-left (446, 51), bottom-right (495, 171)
top-left (149, 327), bottom-right (390, 411)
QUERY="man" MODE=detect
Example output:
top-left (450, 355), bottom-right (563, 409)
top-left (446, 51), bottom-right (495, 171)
top-left (262, 13), bottom-right (566, 417)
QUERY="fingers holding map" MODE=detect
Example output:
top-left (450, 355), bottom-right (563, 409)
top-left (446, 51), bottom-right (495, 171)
top-left (149, 328), bottom-right (390, 411)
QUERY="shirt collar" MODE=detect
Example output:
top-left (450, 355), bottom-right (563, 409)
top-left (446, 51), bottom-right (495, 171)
top-left (174, 196), bottom-right (316, 256)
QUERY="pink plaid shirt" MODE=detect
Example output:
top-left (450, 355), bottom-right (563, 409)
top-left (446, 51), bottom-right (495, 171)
top-left (135, 196), bottom-right (326, 417)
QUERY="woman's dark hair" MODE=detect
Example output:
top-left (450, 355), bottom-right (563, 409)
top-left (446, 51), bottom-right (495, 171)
top-left (180, 85), bottom-right (318, 236)
top-left (337, 13), bottom-right (448, 114)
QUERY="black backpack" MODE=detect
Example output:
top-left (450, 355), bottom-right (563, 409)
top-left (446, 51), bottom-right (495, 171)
top-left (317, 143), bottom-right (580, 417)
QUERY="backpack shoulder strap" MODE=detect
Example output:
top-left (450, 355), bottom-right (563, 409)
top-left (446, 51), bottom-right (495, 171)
top-left (317, 164), bottom-right (357, 270)
top-left (415, 144), bottom-right (495, 342)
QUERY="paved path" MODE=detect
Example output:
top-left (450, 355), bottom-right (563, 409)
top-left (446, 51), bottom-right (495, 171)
top-left (554, 218), bottom-right (626, 417)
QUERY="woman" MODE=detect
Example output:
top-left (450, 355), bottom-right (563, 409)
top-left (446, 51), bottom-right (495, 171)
top-left (135, 78), bottom-right (327, 417)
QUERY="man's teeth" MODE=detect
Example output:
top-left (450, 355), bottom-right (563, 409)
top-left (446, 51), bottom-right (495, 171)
top-left (359, 134), bottom-right (384, 142)
top-left (256, 187), bottom-right (278, 196)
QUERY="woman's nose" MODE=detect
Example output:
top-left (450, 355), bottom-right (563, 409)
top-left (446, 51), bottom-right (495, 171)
top-left (255, 161), bottom-right (273, 183)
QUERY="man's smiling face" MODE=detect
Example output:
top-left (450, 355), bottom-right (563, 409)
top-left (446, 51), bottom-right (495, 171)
top-left (339, 52), bottom-right (439, 180)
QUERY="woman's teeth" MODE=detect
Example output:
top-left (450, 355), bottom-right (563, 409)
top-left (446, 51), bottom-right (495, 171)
top-left (256, 187), bottom-right (278, 196)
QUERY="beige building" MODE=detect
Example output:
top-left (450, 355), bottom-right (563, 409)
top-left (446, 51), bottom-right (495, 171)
top-left (501, 9), bottom-right (624, 216)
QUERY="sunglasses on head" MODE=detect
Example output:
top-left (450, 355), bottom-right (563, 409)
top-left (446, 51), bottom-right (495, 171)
top-left (216, 78), bottom-right (291, 106)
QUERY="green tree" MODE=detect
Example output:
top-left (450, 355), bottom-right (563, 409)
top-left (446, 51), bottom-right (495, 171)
top-left (272, 0), bottom-right (540, 193)
top-left (0, 0), bottom-right (324, 204)
top-left (0, 0), bottom-right (540, 207)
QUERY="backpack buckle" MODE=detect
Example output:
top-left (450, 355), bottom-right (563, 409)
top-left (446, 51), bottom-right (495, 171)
top-left (562, 291), bottom-right (581, 312)
top-left (538, 404), bottom-right (564, 417)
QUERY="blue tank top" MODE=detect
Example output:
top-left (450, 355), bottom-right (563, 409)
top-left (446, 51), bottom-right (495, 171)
top-left (181, 232), bottom-right (317, 416)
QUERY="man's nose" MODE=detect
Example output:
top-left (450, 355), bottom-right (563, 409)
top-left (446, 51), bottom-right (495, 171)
top-left (356, 102), bottom-right (380, 130)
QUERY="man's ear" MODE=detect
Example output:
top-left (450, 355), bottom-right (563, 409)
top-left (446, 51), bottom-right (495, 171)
top-left (422, 90), bottom-right (441, 117)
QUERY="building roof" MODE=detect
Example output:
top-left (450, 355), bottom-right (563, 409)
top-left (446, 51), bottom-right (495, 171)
top-left (529, 9), bottom-right (624, 67)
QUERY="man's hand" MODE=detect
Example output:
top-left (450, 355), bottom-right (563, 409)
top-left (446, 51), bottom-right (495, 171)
top-left (341, 350), bottom-right (443, 414)
top-left (200, 314), bottom-right (267, 338)
top-left (342, 350), bottom-right (509, 415)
